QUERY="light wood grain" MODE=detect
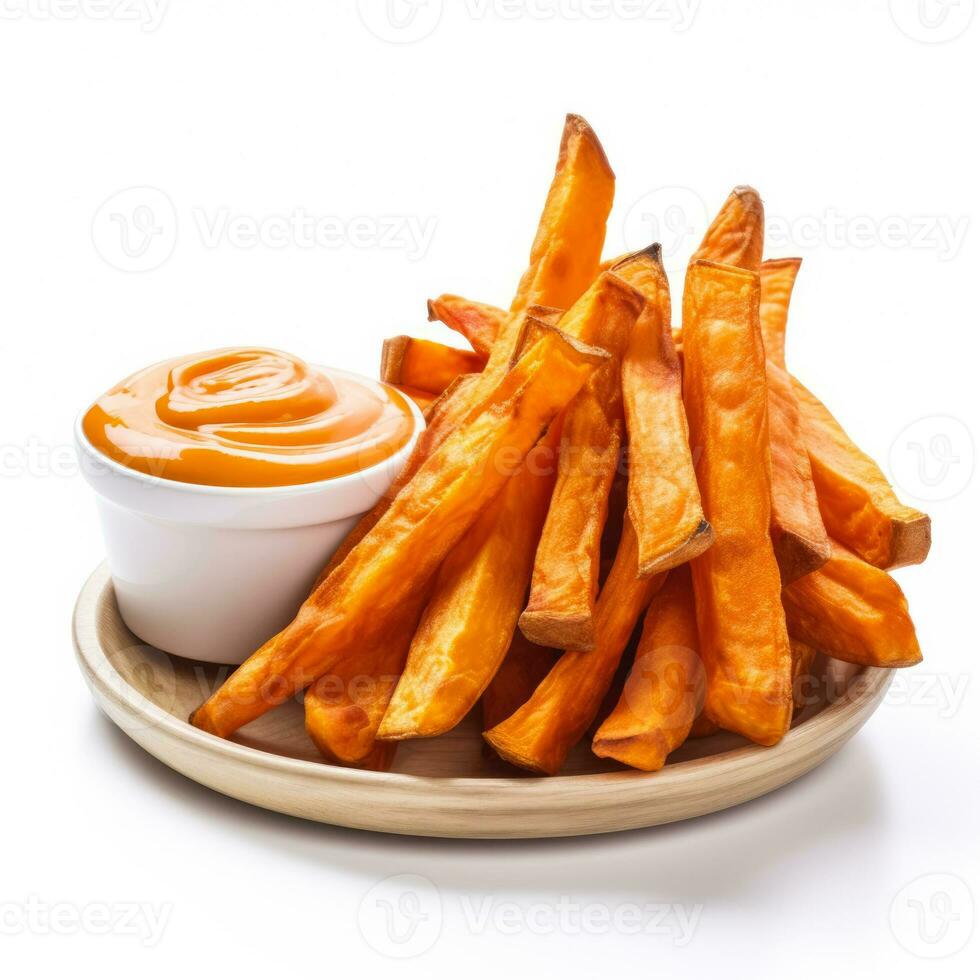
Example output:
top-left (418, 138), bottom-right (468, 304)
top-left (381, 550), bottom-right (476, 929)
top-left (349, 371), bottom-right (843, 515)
top-left (73, 564), bottom-right (892, 838)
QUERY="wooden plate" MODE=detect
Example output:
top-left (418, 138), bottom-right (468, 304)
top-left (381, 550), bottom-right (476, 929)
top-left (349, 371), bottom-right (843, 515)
top-left (73, 564), bottom-right (892, 838)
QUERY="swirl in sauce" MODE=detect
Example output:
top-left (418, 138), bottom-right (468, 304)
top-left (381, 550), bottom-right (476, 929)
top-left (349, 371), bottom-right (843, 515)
top-left (82, 348), bottom-right (415, 487)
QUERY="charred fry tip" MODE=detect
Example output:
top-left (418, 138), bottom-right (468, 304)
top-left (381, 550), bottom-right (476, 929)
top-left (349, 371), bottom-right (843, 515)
top-left (560, 113), bottom-right (614, 179)
top-left (591, 732), bottom-right (670, 772)
top-left (611, 242), bottom-right (665, 273)
top-left (636, 520), bottom-right (714, 579)
top-left (425, 298), bottom-right (439, 321)
top-left (687, 257), bottom-right (760, 281)
top-left (481, 730), bottom-right (555, 776)
top-left (512, 319), bottom-right (614, 370)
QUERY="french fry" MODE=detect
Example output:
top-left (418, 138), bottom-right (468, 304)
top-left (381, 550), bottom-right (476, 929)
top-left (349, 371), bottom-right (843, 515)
top-left (793, 379), bottom-right (931, 569)
top-left (758, 257), bottom-right (801, 367)
top-left (613, 245), bottom-right (712, 577)
top-left (682, 260), bottom-right (793, 746)
top-left (782, 540), bottom-right (922, 667)
top-left (379, 278), bottom-right (642, 739)
top-left (481, 633), bottom-right (558, 732)
top-left (190, 325), bottom-right (610, 738)
top-left (427, 294), bottom-right (505, 358)
top-left (304, 586), bottom-right (432, 766)
top-left (376, 425), bottom-right (560, 739)
top-left (592, 565), bottom-right (705, 771)
top-left (692, 186), bottom-right (765, 271)
top-left (484, 520), bottom-right (665, 775)
top-left (380, 336), bottom-right (485, 395)
top-left (313, 115), bottom-right (615, 582)
top-left (519, 274), bottom-right (642, 650)
top-left (757, 259), bottom-right (831, 582)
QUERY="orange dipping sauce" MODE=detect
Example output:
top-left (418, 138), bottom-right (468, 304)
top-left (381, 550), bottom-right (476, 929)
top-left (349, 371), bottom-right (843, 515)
top-left (82, 348), bottom-right (416, 488)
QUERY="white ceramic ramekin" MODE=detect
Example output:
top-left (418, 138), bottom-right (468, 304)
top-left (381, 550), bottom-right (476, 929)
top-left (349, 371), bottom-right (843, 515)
top-left (75, 368), bottom-right (424, 665)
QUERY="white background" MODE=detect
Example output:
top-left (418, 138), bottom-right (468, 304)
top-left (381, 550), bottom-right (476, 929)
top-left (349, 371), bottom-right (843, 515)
top-left (1, 1), bottom-right (977, 976)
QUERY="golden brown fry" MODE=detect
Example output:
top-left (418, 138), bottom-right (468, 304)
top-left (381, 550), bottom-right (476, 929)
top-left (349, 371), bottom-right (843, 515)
top-left (767, 360), bottom-right (831, 582)
top-left (592, 566), bottom-right (705, 771)
top-left (481, 633), bottom-right (558, 732)
top-left (683, 260), bottom-right (793, 746)
top-left (427, 294), bottom-right (506, 358)
top-left (376, 427), bottom-right (560, 739)
top-left (311, 116), bottom-right (613, 581)
top-left (758, 257), bottom-right (801, 369)
top-left (484, 520), bottom-right (665, 775)
top-left (614, 245), bottom-right (712, 577)
top-left (190, 326), bottom-right (609, 738)
top-left (519, 274), bottom-right (643, 650)
top-left (793, 379), bottom-right (931, 569)
top-left (380, 336), bottom-right (485, 395)
top-left (756, 258), bottom-right (831, 582)
top-left (380, 278), bottom-right (641, 739)
top-left (783, 541), bottom-right (922, 667)
top-left (692, 186), bottom-right (765, 272)
top-left (304, 586), bottom-right (431, 765)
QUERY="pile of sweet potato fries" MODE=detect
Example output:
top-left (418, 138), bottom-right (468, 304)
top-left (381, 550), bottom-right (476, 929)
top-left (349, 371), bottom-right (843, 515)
top-left (191, 115), bottom-right (930, 775)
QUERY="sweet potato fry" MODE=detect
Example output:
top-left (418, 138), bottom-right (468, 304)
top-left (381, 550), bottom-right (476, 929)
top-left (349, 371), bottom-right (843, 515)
top-left (484, 520), bottom-right (665, 775)
top-left (304, 585), bottom-right (431, 765)
top-left (190, 326), bottom-right (609, 738)
top-left (758, 257), bottom-right (801, 368)
top-left (613, 245), bottom-right (712, 577)
top-left (692, 186), bottom-right (765, 272)
top-left (380, 336), bottom-right (485, 395)
top-left (379, 278), bottom-right (641, 739)
top-left (481, 633), bottom-right (558, 732)
top-left (310, 115), bottom-right (613, 579)
top-left (682, 260), bottom-right (793, 746)
top-left (756, 258), bottom-right (831, 582)
top-left (519, 274), bottom-right (643, 650)
top-left (427, 294), bottom-right (505, 358)
top-left (792, 379), bottom-right (931, 569)
top-left (376, 426), bottom-right (560, 739)
top-left (782, 540), bottom-right (922, 667)
top-left (592, 566), bottom-right (705, 771)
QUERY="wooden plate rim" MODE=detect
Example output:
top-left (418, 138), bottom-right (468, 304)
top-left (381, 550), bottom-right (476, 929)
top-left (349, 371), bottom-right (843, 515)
top-left (73, 563), bottom-right (893, 795)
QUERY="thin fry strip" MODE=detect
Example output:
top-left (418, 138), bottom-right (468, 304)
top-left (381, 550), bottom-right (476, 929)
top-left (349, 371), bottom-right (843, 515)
top-left (683, 260), bottom-right (792, 746)
top-left (427, 294), bottom-right (506, 358)
top-left (190, 326), bottom-right (609, 738)
top-left (614, 245), bottom-right (712, 576)
top-left (484, 520), bottom-right (665, 775)
top-left (311, 115), bottom-right (614, 581)
top-left (380, 336), bottom-right (485, 395)
top-left (758, 257), bottom-right (801, 368)
top-left (692, 186), bottom-right (765, 271)
top-left (793, 379), bottom-right (931, 568)
top-left (592, 565), bottom-right (705, 771)
top-left (782, 540), bottom-right (922, 667)
top-left (379, 278), bottom-right (642, 740)
top-left (481, 633), bottom-right (558, 732)
top-left (757, 259), bottom-right (830, 582)
top-left (304, 585), bottom-right (432, 765)
top-left (519, 275), bottom-right (642, 650)
top-left (376, 426), bottom-right (560, 739)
